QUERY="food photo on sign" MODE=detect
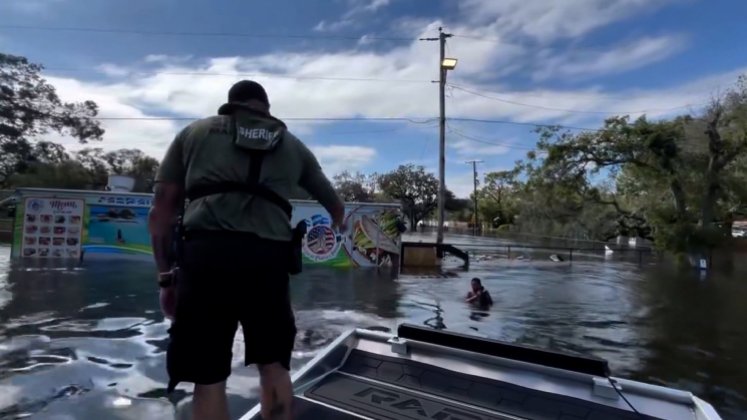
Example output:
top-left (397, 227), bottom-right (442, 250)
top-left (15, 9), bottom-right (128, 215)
top-left (345, 210), bottom-right (403, 267)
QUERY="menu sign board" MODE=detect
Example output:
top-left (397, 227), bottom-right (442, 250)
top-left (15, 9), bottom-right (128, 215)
top-left (21, 198), bottom-right (84, 259)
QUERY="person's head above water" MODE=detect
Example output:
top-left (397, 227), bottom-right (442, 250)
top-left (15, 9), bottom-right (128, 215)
top-left (471, 277), bottom-right (483, 292)
top-left (218, 80), bottom-right (270, 115)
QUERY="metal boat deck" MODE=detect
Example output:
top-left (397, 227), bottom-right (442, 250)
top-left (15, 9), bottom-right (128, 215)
top-left (241, 325), bottom-right (720, 420)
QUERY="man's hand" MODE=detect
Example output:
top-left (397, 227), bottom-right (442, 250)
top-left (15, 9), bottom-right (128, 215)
top-left (330, 202), bottom-right (347, 233)
top-left (160, 286), bottom-right (177, 320)
top-left (149, 182), bottom-right (184, 278)
top-left (332, 217), bottom-right (347, 234)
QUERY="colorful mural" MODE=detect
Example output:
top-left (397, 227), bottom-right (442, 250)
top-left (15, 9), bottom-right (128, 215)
top-left (11, 189), bottom-right (402, 268)
top-left (293, 205), bottom-right (404, 268)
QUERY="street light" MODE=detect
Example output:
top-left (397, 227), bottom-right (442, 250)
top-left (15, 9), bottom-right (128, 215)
top-left (436, 29), bottom-right (455, 246)
top-left (441, 58), bottom-right (458, 70)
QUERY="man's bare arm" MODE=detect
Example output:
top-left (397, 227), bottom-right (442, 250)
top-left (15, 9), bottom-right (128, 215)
top-left (298, 144), bottom-right (345, 229)
top-left (148, 182), bottom-right (184, 278)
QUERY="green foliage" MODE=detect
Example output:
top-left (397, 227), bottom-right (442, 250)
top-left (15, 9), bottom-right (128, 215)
top-left (0, 53), bottom-right (160, 193)
top-left (1, 53), bottom-right (104, 186)
top-left (378, 164), bottom-right (439, 228)
top-left (478, 168), bottom-right (521, 228)
top-left (6, 148), bottom-right (160, 193)
top-left (445, 190), bottom-right (472, 222)
top-left (494, 75), bottom-right (747, 252)
top-left (333, 171), bottom-right (377, 202)
top-left (8, 160), bottom-right (96, 190)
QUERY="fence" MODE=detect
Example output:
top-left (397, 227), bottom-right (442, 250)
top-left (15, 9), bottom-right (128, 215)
top-left (469, 242), bottom-right (655, 264)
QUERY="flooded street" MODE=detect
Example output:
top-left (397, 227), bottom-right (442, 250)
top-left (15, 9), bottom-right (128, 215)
top-left (1, 242), bottom-right (746, 419)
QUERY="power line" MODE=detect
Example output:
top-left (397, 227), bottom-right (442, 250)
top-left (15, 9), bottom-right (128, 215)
top-left (0, 24), bottom-right (412, 42)
top-left (447, 126), bottom-right (535, 151)
top-left (324, 127), bottom-right (404, 136)
top-left (451, 34), bottom-right (504, 43)
top-left (448, 117), bottom-right (600, 132)
top-left (43, 67), bottom-right (430, 84)
top-left (449, 84), bottom-right (704, 115)
top-left (88, 114), bottom-right (599, 132)
top-left (90, 116), bottom-right (439, 124)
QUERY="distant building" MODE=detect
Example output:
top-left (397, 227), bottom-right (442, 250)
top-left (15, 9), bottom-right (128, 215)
top-left (106, 175), bottom-right (135, 192)
top-left (733, 219), bottom-right (747, 237)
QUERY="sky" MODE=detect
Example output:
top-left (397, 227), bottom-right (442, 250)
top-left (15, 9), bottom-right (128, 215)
top-left (1, 0), bottom-right (746, 197)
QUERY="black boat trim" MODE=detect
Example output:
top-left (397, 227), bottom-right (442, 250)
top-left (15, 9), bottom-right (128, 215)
top-left (397, 324), bottom-right (610, 377)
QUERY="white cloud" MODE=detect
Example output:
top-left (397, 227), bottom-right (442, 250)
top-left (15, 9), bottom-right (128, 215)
top-left (458, 0), bottom-right (676, 42)
top-left (41, 47), bottom-right (745, 164)
top-left (310, 145), bottom-right (377, 175)
top-left (533, 35), bottom-right (687, 81)
top-left (447, 65), bottom-right (746, 126)
top-left (447, 171), bottom-right (479, 198)
top-left (96, 64), bottom-right (132, 78)
top-left (314, 0), bottom-right (392, 32)
top-left (3, 0), bottom-right (64, 13)
top-left (449, 139), bottom-right (509, 157)
top-left (448, 163), bottom-right (515, 197)
top-left (343, 0), bottom-right (391, 18)
top-left (314, 19), bottom-right (355, 33)
top-left (358, 0), bottom-right (390, 13)
top-left (143, 54), bottom-right (194, 65)
top-left (21, 0), bottom-right (744, 193)
top-left (43, 76), bottom-right (180, 160)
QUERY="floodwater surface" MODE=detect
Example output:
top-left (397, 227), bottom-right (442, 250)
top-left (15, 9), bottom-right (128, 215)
top-left (0, 240), bottom-right (745, 419)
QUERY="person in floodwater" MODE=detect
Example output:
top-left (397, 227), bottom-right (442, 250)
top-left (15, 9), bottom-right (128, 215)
top-left (149, 80), bottom-right (344, 420)
top-left (466, 278), bottom-right (493, 308)
top-left (116, 229), bottom-right (125, 244)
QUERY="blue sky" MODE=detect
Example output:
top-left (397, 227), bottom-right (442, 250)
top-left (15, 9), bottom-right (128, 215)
top-left (1, 0), bottom-right (746, 197)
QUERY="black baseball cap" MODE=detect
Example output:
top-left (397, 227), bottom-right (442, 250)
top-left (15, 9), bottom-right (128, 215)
top-left (218, 80), bottom-right (269, 115)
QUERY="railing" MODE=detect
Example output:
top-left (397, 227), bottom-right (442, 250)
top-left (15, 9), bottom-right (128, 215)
top-left (462, 242), bottom-right (655, 265)
top-left (0, 218), bottom-right (12, 231)
top-left (410, 226), bottom-right (653, 253)
top-left (0, 218), bottom-right (13, 242)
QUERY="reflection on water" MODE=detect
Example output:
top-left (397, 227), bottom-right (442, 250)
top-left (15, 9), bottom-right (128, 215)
top-left (1, 243), bottom-right (746, 419)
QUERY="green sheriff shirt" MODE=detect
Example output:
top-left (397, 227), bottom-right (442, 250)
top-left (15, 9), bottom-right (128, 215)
top-left (155, 110), bottom-right (340, 242)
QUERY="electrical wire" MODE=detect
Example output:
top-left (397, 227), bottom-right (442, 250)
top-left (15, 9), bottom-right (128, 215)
top-left (43, 67), bottom-right (431, 84)
top-left (0, 24), bottom-right (412, 42)
top-left (447, 125), bottom-right (535, 151)
top-left (89, 116), bottom-right (439, 123)
top-left (448, 117), bottom-right (601, 132)
top-left (88, 114), bottom-right (600, 133)
top-left (451, 34), bottom-right (504, 43)
top-left (448, 84), bottom-right (704, 115)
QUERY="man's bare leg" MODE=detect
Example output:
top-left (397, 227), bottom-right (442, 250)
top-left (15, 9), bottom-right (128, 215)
top-left (193, 381), bottom-right (230, 420)
top-left (258, 363), bottom-right (293, 420)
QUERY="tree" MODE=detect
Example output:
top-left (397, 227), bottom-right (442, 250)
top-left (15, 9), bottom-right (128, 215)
top-left (75, 148), bottom-right (110, 188)
top-left (378, 164), bottom-right (439, 228)
top-left (0, 53), bottom-right (104, 187)
top-left (105, 149), bottom-right (160, 192)
top-left (333, 171), bottom-right (374, 202)
top-left (479, 168), bottom-right (521, 228)
top-left (518, 76), bottom-right (747, 251)
top-left (7, 160), bottom-right (97, 190)
top-left (74, 148), bottom-right (159, 193)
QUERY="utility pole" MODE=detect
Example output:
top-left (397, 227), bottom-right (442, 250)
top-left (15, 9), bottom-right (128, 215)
top-left (420, 27), bottom-right (454, 246)
top-left (466, 160), bottom-right (483, 236)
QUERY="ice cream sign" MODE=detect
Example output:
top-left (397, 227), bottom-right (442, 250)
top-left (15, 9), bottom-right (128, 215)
top-left (21, 198), bottom-right (84, 259)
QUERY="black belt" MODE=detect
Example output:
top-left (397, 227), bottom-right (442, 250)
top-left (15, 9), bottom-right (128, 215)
top-left (186, 181), bottom-right (292, 219)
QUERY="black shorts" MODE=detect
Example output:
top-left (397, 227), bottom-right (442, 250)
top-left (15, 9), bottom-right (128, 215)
top-left (167, 231), bottom-right (297, 392)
